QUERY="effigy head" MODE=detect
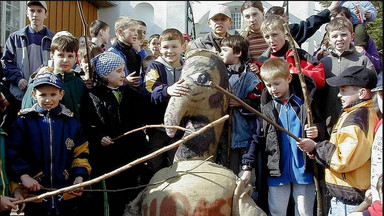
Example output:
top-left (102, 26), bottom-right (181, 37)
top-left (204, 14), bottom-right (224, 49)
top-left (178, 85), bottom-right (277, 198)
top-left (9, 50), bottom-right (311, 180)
top-left (164, 49), bottom-right (228, 161)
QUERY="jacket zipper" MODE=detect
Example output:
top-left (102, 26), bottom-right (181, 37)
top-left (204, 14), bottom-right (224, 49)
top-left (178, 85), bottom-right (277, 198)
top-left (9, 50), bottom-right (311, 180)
top-left (284, 103), bottom-right (293, 181)
top-left (48, 113), bottom-right (55, 209)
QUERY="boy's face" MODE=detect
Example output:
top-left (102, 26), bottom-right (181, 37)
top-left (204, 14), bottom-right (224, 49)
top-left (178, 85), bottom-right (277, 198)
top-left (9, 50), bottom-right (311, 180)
top-left (208, 14), bottom-right (233, 37)
top-left (137, 25), bottom-right (147, 40)
top-left (263, 28), bottom-right (286, 53)
top-left (119, 25), bottom-right (138, 45)
top-left (105, 63), bottom-right (126, 88)
top-left (32, 85), bottom-right (64, 110)
top-left (337, 85), bottom-right (360, 108)
top-left (329, 27), bottom-right (354, 54)
top-left (101, 27), bottom-right (110, 45)
top-left (242, 7), bottom-right (264, 33)
top-left (149, 38), bottom-right (160, 56)
top-left (160, 39), bottom-right (184, 67)
top-left (263, 75), bottom-right (292, 100)
top-left (26, 5), bottom-right (48, 29)
top-left (220, 46), bottom-right (240, 65)
top-left (51, 50), bottom-right (77, 73)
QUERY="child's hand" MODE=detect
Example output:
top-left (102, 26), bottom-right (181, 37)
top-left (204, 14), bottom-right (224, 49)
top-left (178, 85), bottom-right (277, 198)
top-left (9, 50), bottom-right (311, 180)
top-left (125, 72), bottom-right (141, 87)
top-left (229, 98), bottom-right (241, 108)
top-left (305, 124), bottom-right (318, 139)
top-left (239, 170), bottom-right (252, 185)
top-left (0, 196), bottom-right (18, 212)
top-left (69, 176), bottom-right (84, 197)
top-left (167, 79), bottom-right (189, 97)
top-left (296, 138), bottom-right (316, 154)
top-left (248, 62), bottom-right (259, 74)
top-left (20, 174), bottom-right (42, 192)
top-left (13, 189), bottom-right (25, 214)
top-left (18, 79), bottom-right (28, 90)
top-left (101, 136), bottom-right (114, 146)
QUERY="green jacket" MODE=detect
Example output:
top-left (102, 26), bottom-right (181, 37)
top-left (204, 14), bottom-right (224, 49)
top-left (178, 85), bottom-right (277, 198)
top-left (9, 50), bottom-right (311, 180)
top-left (21, 71), bottom-right (86, 120)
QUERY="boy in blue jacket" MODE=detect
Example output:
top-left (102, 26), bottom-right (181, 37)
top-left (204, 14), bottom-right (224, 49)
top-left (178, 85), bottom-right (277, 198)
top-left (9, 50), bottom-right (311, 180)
top-left (6, 72), bottom-right (91, 216)
top-left (240, 58), bottom-right (325, 215)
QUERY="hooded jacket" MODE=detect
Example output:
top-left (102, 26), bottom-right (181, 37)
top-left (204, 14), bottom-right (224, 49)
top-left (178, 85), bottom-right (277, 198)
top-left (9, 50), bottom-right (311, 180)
top-left (318, 44), bottom-right (376, 134)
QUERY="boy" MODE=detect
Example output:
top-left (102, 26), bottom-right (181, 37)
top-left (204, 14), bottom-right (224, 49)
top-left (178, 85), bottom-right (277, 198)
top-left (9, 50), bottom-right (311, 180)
top-left (143, 28), bottom-right (188, 182)
top-left (77, 42), bottom-right (103, 88)
top-left (21, 34), bottom-right (87, 120)
top-left (190, 4), bottom-right (232, 53)
top-left (218, 35), bottom-right (262, 174)
top-left (1, 1), bottom-right (54, 102)
top-left (241, 58), bottom-right (325, 215)
top-left (108, 16), bottom-right (142, 88)
top-left (297, 66), bottom-right (379, 216)
top-left (258, 14), bottom-right (325, 90)
top-left (89, 19), bottom-right (110, 50)
top-left (318, 16), bottom-right (375, 134)
top-left (6, 72), bottom-right (91, 216)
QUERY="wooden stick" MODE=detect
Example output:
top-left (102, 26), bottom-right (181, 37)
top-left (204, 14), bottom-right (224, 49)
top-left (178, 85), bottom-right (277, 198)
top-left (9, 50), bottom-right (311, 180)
top-left (111, 124), bottom-right (192, 141)
top-left (282, 23), bottom-right (313, 126)
top-left (210, 82), bottom-right (300, 142)
top-left (283, 23), bottom-right (322, 216)
top-left (12, 115), bottom-right (229, 205)
top-left (77, 1), bottom-right (94, 80)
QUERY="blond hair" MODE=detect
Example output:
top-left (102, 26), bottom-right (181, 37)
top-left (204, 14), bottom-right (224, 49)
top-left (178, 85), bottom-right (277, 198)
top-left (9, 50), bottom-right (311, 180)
top-left (261, 14), bottom-right (285, 35)
top-left (326, 17), bottom-right (353, 34)
top-left (114, 16), bottom-right (137, 35)
top-left (260, 58), bottom-right (290, 81)
top-left (160, 28), bottom-right (184, 44)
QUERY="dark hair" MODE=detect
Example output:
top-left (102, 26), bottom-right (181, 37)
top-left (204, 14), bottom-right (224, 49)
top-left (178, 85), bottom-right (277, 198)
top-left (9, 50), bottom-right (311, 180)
top-left (330, 6), bottom-right (352, 20)
top-left (148, 34), bottom-right (160, 43)
top-left (78, 42), bottom-right (103, 61)
top-left (89, 20), bottom-right (109, 38)
top-left (136, 20), bottom-right (146, 27)
top-left (265, 6), bottom-right (285, 17)
top-left (142, 55), bottom-right (156, 73)
top-left (51, 35), bottom-right (79, 53)
top-left (221, 35), bottom-right (249, 62)
top-left (241, 1), bottom-right (264, 14)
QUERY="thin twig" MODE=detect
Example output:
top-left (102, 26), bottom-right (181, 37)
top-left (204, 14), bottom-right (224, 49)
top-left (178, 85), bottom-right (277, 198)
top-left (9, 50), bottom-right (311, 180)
top-left (111, 124), bottom-right (192, 141)
top-left (12, 116), bottom-right (228, 205)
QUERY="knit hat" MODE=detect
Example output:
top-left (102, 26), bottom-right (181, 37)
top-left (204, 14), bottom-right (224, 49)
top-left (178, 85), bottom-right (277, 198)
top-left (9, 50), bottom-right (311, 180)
top-left (33, 72), bottom-right (62, 89)
top-left (91, 51), bottom-right (125, 78)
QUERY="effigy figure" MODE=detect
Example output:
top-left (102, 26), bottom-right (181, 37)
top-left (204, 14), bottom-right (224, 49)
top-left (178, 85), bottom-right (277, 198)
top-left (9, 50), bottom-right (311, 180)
top-left (125, 49), bottom-right (266, 216)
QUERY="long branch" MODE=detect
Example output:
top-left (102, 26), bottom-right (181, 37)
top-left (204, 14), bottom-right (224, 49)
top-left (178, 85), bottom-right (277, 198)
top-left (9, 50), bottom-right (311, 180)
top-left (12, 115), bottom-right (229, 205)
top-left (210, 82), bottom-right (300, 142)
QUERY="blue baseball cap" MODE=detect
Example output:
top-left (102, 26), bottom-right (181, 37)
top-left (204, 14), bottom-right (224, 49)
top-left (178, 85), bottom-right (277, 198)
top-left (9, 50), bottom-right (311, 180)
top-left (33, 72), bottom-right (62, 89)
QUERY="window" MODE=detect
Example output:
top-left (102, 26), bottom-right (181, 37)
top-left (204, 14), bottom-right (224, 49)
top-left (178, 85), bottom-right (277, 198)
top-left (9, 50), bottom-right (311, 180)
top-left (0, 1), bottom-right (26, 46)
top-left (229, 12), bottom-right (242, 30)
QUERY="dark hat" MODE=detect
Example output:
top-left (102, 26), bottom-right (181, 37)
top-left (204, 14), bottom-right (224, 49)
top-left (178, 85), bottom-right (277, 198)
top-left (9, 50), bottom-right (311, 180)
top-left (33, 72), bottom-right (62, 89)
top-left (326, 66), bottom-right (377, 89)
top-left (26, 1), bottom-right (48, 11)
top-left (372, 72), bottom-right (382, 92)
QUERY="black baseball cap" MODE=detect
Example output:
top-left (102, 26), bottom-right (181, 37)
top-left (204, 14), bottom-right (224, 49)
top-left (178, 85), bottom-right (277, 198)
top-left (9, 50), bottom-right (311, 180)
top-left (326, 66), bottom-right (377, 89)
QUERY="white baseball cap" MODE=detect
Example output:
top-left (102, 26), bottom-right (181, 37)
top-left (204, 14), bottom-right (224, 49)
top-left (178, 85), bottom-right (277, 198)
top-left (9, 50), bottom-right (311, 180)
top-left (27, 1), bottom-right (48, 11)
top-left (208, 5), bottom-right (232, 20)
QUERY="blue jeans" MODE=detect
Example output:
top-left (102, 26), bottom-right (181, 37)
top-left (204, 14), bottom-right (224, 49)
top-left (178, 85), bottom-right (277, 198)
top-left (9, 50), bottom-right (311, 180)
top-left (268, 183), bottom-right (315, 216)
top-left (328, 197), bottom-right (359, 216)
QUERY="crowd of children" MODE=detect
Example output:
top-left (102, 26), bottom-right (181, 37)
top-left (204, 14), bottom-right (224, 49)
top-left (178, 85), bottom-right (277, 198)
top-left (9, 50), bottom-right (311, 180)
top-left (0, 1), bottom-right (382, 216)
